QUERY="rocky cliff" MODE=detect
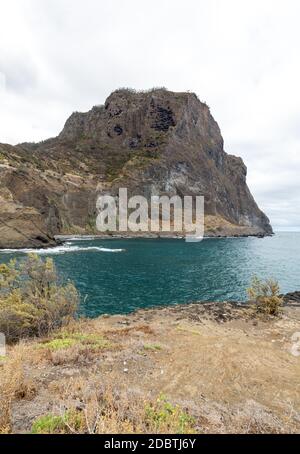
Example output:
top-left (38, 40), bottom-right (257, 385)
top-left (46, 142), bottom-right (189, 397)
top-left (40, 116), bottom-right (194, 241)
top-left (0, 88), bottom-right (272, 248)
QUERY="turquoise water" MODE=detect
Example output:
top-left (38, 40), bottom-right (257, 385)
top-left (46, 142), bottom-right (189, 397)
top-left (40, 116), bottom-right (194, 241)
top-left (0, 233), bottom-right (299, 317)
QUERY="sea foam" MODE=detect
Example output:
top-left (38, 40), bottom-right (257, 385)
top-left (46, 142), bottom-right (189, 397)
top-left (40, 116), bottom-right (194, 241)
top-left (0, 244), bottom-right (125, 255)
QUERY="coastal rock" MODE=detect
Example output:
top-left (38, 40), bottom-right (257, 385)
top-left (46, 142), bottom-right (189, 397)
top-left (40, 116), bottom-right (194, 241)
top-left (283, 292), bottom-right (300, 305)
top-left (0, 89), bottom-right (272, 248)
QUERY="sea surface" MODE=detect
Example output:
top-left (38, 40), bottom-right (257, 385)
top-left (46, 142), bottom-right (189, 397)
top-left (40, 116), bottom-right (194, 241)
top-left (0, 233), bottom-right (299, 317)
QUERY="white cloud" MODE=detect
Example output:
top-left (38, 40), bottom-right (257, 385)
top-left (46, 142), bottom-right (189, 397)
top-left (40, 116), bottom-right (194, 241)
top-left (0, 0), bottom-right (300, 228)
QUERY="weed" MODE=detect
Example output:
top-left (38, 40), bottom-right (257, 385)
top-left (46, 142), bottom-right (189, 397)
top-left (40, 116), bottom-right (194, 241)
top-left (31, 414), bottom-right (65, 434)
top-left (145, 394), bottom-right (197, 434)
top-left (38, 338), bottom-right (77, 351)
top-left (143, 344), bottom-right (162, 351)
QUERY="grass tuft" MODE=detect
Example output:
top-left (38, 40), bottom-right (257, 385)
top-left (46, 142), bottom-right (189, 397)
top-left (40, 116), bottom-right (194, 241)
top-left (31, 414), bottom-right (65, 434)
top-left (143, 343), bottom-right (162, 351)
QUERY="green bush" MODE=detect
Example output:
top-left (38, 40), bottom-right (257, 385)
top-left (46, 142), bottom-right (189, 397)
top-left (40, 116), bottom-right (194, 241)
top-left (31, 414), bottom-right (65, 434)
top-left (247, 276), bottom-right (283, 316)
top-left (0, 254), bottom-right (79, 343)
top-left (31, 411), bottom-right (84, 434)
top-left (145, 394), bottom-right (196, 434)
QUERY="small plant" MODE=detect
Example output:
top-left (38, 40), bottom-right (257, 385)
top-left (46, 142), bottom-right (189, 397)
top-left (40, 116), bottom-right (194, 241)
top-left (145, 394), bottom-right (196, 434)
top-left (38, 332), bottom-right (112, 352)
top-left (38, 338), bottom-right (77, 351)
top-left (247, 276), bottom-right (283, 316)
top-left (143, 343), bottom-right (162, 351)
top-left (31, 410), bottom-right (85, 434)
top-left (31, 414), bottom-right (66, 434)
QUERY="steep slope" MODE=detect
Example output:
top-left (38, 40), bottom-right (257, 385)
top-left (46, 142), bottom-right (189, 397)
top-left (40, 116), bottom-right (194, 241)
top-left (0, 89), bottom-right (272, 248)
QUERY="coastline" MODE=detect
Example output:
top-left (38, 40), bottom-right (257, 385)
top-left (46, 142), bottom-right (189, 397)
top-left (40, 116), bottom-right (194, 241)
top-left (0, 232), bottom-right (273, 252)
top-left (0, 217), bottom-right (274, 250)
top-left (56, 232), bottom-right (271, 240)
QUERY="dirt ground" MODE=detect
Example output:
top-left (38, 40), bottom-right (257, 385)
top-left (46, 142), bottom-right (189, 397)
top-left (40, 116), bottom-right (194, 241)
top-left (1, 302), bottom-right (300, 434)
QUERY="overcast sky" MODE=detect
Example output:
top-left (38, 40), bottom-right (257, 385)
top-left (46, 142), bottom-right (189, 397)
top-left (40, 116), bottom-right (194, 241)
top-left (0, 0), bottom-right (299, 230)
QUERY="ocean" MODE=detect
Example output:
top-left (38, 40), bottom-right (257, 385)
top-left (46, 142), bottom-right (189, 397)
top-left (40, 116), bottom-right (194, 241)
top-left (0, 232), bottom-right (299, 317)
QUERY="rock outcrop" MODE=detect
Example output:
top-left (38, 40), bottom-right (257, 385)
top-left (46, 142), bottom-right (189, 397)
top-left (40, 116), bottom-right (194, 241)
top-left (0, 88), bottom-right (272, 248)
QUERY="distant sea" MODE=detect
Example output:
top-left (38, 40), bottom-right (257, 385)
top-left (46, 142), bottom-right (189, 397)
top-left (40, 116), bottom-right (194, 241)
top-left (0, 232), bottom-right (299, 317)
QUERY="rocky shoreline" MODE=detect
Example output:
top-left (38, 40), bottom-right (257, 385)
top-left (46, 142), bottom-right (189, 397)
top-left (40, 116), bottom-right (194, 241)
top-left (129, 294), bottom-right (300, 323)
top-left (55, 231), bottom-right (272, 241)
top-left (0, 231), bottom-right (273, 251)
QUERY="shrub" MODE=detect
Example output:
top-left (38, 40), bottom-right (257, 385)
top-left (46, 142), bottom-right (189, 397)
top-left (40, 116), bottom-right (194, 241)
top-left (145, 393), bottom-right (196, 434)
top-left (0, 254), bottom-right (79, 343)
top-left (247, 276), bottom-right (283, 316)
top-left (31, 414), bottom-right (66, 434)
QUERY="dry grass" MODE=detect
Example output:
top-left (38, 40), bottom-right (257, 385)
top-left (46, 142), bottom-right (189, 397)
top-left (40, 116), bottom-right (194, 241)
top-left (0, 303), bottom-right (299, 434)
top-left (0, 345), bottom-right (36, 433)
top-left (30, 379), bottom-right (197, 434)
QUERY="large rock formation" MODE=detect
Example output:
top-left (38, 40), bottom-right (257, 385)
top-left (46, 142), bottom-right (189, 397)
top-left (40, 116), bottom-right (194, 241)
top-left (0, 89), bottom-right (272, 248)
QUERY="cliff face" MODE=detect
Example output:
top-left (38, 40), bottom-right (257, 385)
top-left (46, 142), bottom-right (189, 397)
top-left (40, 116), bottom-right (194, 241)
top-left (0, 89), bottom-right (272, 248)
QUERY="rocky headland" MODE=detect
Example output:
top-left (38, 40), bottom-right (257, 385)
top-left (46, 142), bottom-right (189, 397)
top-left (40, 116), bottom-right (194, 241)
top-left (0, 88), bottom-right (272, 248)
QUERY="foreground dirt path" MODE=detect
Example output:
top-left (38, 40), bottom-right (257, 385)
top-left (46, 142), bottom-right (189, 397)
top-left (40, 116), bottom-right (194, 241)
top-left (1, 302), bottom-right (300, 434)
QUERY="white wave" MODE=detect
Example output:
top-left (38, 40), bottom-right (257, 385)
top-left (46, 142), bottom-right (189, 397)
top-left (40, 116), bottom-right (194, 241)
top-left (0, 245), bottom-right (125, 255)
top-left (98, 247), bottom-right (125, 253)
top-left (55, 236), bottom-right (102, 241)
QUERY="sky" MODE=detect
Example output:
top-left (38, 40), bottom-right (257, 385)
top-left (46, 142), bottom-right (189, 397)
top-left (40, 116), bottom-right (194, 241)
top-left (0, 0), bottom-right (300, 230)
